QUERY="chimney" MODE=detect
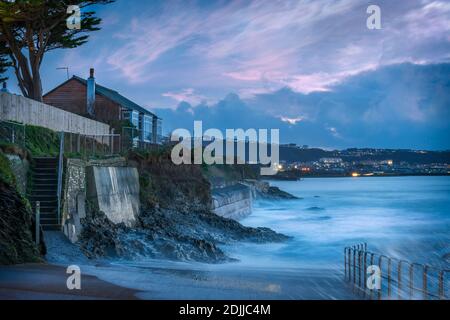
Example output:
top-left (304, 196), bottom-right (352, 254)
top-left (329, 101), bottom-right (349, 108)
top-left (86, 68), bottom-right (96, 116)
top-left (0, 82), bottom-right (9, 93)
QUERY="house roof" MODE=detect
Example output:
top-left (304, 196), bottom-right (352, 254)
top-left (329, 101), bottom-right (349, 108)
top-left (44, 76), bottom-right (159, 119)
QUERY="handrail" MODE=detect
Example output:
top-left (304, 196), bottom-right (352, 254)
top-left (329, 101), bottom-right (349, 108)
top-left (344, 244), bottom-right (448, 300)
top-left (56, 131), bottom-right (64, 227)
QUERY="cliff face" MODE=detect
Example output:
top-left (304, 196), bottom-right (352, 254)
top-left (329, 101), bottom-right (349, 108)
top-left (78, 150), bottom-right (289, 263)
top-left (129, 151), bottom-right (212, 213)
top-left (0, 179), bottom-right (41, 265)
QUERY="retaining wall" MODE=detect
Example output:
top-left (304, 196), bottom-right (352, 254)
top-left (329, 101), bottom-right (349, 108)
top-left (0, 92), bottom-right (110, 135)
top-left (212, 183), bottom-right (252, 220)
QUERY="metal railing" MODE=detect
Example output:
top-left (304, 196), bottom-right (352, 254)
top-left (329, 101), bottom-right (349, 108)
top-left (344, 243), bottom-right (449, 300)
top-left (63, 132), bottom-right (122, 158)
top-left (122, 126), bottom-right (163, 152)
top-left (0, 120), bottom-right (25, 146)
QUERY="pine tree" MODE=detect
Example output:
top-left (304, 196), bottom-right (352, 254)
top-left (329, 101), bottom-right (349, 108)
top-left (0, 0), bottom-right (113, 101)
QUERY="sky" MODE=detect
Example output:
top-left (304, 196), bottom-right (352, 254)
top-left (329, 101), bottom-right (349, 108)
top-left (5, 0), bottom-right (450, 150)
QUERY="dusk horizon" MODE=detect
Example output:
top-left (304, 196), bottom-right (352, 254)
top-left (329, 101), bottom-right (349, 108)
top-left (3, 0), bottom-right (450, 150)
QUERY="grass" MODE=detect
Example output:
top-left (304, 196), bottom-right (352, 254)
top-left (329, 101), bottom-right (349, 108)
top-left (24, 125), bottom-right (60, 156)
top-left (0, 152), bottom-right (16, 187)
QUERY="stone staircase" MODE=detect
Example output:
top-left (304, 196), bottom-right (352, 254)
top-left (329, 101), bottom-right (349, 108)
top-left (30, 157), bottom-right (60, 231)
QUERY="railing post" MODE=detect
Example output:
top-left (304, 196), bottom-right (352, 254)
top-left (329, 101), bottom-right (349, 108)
top-left (358, 250), bottom-right (362, 289)
top-left (344, 248), bottom-right (347, 280)
top-left (378, 256), bottom-right (383, 300)
top-left (398, 261), bottom-right (403, 300)
top-left (35, 201), bottom-right (40, 246)
top-left (369, 253), bottom-right (374, 300)
top-left (423, 265), bottom-right (428, 300)
top-left (69, 132), bottom-right (73, 153)
top-left (353, 248), bottom-right (356, 284)
top-left (57, 131), bottom-right (64, 227)
top-left (439, 271), bottom-right (446, 300)
top-left (387, 258), bottom-right (392, 299)
top-left (348, 248), bottom-right (351, 282)
top-left (363, 251), bottom-right (368, 295)
top-left (409, 264), bottom-right (414, 299)
top-left (93, 135), bottom-right (96, 157)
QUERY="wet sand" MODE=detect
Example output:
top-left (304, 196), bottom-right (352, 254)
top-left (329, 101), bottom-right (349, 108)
top-left (0, 261), bottom-right (358, 300)
top-left (0, 264), bottom-right (140, 300)
top-left (0, 231), bottom-right (358, 300)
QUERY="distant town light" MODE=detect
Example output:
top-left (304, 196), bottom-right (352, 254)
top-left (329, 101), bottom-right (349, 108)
top-left (351, 172), bottom-right (360, 177)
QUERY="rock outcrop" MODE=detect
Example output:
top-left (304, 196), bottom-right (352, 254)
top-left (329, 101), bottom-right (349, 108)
top-left (243, 179), bottom-right (299, 200)
top-left (78, 150), bottom-right (290, 263)
top-left (0, 179), bottom-right (42, 265)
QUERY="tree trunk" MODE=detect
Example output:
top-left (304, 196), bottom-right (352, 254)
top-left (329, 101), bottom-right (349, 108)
top-left (30, 67), bottom-right (43, 102)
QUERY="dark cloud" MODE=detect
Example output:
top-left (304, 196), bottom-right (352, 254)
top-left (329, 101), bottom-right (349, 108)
top-left (156, 63), bottom-right (450, 150)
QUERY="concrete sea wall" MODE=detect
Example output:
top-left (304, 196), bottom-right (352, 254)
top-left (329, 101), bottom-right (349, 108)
top-left (86, 166), bottom-right (140, 227)
top-left (212, 183), bottom-right (252, 220)
top-left (62, 157), bottom-right (139, 243)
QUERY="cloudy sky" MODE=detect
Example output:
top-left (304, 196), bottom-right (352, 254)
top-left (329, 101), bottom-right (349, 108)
top-left (6, 0), bottom-right (450, 149)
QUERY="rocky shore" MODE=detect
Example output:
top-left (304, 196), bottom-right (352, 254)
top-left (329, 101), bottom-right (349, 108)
top-left (79, 205), bottom-right (289, 263)
top-left (77, 151), bottom-right (290, 263)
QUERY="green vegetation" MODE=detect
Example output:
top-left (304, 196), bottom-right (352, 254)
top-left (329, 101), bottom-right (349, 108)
top-left (202, 163), bottom-right (260, 182)
top-left (0, 152), bottom-right (15, 186)
top-left (24, 125), bottom-right (60, 156)
top-left (127, 149), bottom-right (211, 211)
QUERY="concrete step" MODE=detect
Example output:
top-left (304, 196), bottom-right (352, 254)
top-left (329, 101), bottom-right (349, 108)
top-left (42, 224), bottom-right (61, 231)
top-left (31, 158), bottom-right (61, 232)
top-left (33, 177), bottom-right (58, 186)
top-left (31, 201), bottom-right (58, 213)
top-left (30, 194), bottom-right (57, 200)
top-left (32, 209), bottom-right (56, 214)
top-left (33, 158), bottom-right (58, 162)
top-left (31, 183), bottom-right (58, 189)
top-left (30, 185), bottom-right (57, 190)
top-left (41, 218), bottom-right (59, 224)
top-left (33, 160), bottom-right (58, 166)
top-left (41, 211), bottom-right (57, 219)
top-left (31, 190), bottom-right (57, 196)
top-left (33, 172), bottom-right (57, 178)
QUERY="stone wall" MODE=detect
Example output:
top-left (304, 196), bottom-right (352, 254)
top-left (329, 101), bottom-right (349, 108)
top-left (0, 92), bottom-right (110, 135)
top-left (62, 157), bottom-right (135, 243)
top-left (62, 159), bottom-right (86, 243)
top-left (212, 183), bottom-right (252, 220)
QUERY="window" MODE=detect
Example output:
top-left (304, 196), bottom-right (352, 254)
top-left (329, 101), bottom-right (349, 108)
top-left (131, 111), bottom-right (139, 128)
top-left (156, 119), bottom-right (162, 143)
top-left (143, 115), bottom-right (152, 142)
